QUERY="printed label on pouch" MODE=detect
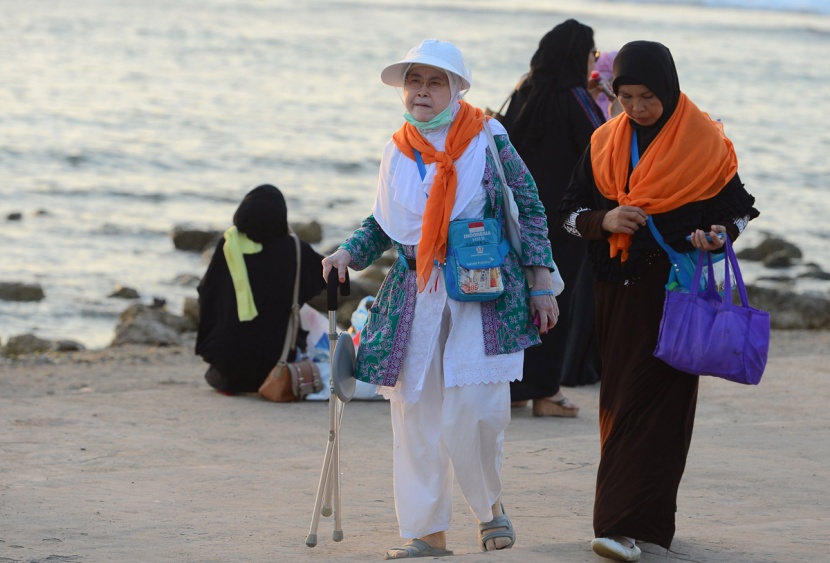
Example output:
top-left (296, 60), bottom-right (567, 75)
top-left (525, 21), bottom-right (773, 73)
top-left (463, 232), bottom-right (492, 239)
top-left (462, 221), bottom-right (493, 240)
top-left (459, 266), bottom-right (504, 295)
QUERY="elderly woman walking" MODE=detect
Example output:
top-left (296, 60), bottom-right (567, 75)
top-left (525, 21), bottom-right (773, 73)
top-left (323, 39), bottom-right (561, 558)
top-left (559, 41), bottom-right (759, 561)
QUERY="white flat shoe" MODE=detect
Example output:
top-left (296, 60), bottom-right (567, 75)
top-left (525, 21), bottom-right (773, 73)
top-left (591, 537), bottom-right (641, 561)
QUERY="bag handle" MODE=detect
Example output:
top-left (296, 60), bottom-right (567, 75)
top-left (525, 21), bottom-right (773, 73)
top-left (494, 89), bottom-right (514, 116)
top-left (483, 119), bottom-right (511, 202)
top-left (724, 236), bottom-right (750, 306)
top-left (483, 119), bottom-right (518, 248)
top-left (498, 75), bottom-right (525, 115)
top-left (691, 236), bottom-right (749, 307)
top-left (484, 118), bottom-right (528, 278)
top-left (484, 121), bottom-right (522, 253)
top-left (276, 233), bottom-right (302, 365)
top-left (632, 134), bottom-right (680, 260)
top-left (484, 118), bottom-right (566, 294)
top-left (638, 135), bottom-right (684, 267)
top-left (646, 216), bottom-right (679, 260)
top-left (691, 242), bottom-right (725, 300)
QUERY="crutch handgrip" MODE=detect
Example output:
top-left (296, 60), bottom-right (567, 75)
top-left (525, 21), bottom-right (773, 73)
top-left (327, 269), bottom-right (351, 311)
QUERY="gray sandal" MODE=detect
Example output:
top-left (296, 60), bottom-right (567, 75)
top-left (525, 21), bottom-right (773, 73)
top-left (478, 503), bottom-right (516, 551)
top-left (384, 538), bottom-right (454, 559)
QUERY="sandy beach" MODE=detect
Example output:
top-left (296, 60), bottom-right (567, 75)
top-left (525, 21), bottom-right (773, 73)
top-left (1, 330), bottom-right (828, 562)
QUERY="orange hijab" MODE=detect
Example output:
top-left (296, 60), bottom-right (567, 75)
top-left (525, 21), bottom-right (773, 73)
top-left (392, 100), bottom-right (485, 291)
top-left (591, 92), bottom-right (738, 261)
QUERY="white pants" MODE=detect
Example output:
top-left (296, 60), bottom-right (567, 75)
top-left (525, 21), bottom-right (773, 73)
top-left (390, 338), bottom-right (512, 538)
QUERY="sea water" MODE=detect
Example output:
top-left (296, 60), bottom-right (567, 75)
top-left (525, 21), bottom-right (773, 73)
top-left (1, 0), bottom-right (829, 348)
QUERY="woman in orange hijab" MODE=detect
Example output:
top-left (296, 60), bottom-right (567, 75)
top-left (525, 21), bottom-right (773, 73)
top-left (559, 41), bottom-right (759, 561)
top-left (323, 40), bottom-right (561, 558)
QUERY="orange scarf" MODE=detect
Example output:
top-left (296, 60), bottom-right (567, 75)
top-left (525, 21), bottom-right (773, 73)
top-left (591, 92), bottom-right (738, 261)
top-left (392, 100), bottom-right (485, 291)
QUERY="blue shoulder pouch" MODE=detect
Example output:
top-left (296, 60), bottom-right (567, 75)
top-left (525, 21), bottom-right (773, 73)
top-left (413, 149), bottom-right (511, 302)
top-left (444, 218), bottom-right (511, 302)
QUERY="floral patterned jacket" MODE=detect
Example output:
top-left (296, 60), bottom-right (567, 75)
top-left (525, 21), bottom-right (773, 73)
top-left (340, 133), bottom-right (555, 387)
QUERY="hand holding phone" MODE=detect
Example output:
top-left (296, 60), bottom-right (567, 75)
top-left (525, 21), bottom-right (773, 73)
top-left (590, 70), bottom-right (615, 99)
top-left (685, 232), bottom-right (725, 243)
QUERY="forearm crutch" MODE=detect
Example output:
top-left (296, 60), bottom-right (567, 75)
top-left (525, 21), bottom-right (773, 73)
top-left (306, 270), bottom-right (354, 547)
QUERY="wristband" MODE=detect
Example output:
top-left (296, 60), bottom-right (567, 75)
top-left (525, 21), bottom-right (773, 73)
top-left (529, 289), bottom-right (555, 297)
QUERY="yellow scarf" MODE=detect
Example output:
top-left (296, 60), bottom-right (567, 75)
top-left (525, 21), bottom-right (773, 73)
top-left (591, 92), bottom-right (738, 261)
top-left (222, 226), bottom-right (262, 321)
top-left (391, 100), bottom-right (485, 291)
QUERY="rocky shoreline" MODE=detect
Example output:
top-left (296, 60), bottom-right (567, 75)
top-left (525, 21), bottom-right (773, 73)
top-left (2, 222), bottom-right (830, 358)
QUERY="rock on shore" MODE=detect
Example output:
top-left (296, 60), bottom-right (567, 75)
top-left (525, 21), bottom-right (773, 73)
top-left (5, 228), bottom-right (830, 357)
top-left (0, 282), bottom-right (45, 302)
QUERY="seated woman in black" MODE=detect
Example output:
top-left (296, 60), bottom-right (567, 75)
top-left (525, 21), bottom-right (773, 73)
top-left (196, 184), bottom-right (326, 394)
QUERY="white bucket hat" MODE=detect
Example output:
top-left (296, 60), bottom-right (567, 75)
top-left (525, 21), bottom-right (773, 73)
top-left (381, 39), bottom-right (472, 90)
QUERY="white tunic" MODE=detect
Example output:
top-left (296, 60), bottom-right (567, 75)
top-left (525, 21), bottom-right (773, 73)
top-left (380, 190), bottom-right (524, 404)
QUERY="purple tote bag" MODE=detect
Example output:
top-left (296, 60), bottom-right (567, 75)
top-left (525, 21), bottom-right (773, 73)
top-left (654, 236), bottom-right (770, 384)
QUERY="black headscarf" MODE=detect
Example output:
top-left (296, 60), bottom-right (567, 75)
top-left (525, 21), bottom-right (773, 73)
top-left (233, 184), bottom-right (288, 243)
top-left (509, 19), bottom-right (595, 152)
top-left (612, 41), bottom-right (680, 152)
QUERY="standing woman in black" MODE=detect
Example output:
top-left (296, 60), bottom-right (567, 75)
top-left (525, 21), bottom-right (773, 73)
top-left (503, 19), bottom-right (605, 416)
top-left (559, 41), bottom-right (759, 560)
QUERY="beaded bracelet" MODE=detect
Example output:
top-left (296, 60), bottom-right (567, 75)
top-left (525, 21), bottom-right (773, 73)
top-left (529, 289), bottom-right (555, 297)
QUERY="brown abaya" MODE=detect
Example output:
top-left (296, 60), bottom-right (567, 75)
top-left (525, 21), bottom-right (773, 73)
top-left (592, 252), bottom-right (698, 547)
top-left (558, 40), bottom-right (760, 550)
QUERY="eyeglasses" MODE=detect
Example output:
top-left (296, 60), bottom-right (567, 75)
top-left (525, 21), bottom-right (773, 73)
top-left (592, 48), bottom-right (601, 61)
top-left (404, 77), bottom-right (449, 92)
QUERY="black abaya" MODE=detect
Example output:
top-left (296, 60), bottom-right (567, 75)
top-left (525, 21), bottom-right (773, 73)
top-left (196, 237), bottom-right (326, 393)
top-left (195, 185), bottom-right (326, 393)
top-left (506, 85), bottom-right (604, 397)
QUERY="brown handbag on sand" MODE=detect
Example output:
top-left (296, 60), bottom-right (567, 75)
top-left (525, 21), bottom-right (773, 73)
top-left (258, 234), bottom-right (323, 402)
top-left (259, 358), bottom-right (322, 402)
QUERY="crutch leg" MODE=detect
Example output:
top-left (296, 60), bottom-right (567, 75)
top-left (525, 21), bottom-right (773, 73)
top-left (321, 389), bottom-right (337, 517)
top-left (305, 422), bottom-right (335, 547)
top-left (321, 465), bottom-right (333, 518)
top-left (306, 385), bottom-right (339, 547)
top-left (332, 397), bottom-right (344, 541)
top-left (320, 308), bottom-right (340, 520)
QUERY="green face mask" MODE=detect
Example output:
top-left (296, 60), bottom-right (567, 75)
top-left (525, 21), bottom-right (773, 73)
top-left (403, 104), bottom-right (454, 130)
